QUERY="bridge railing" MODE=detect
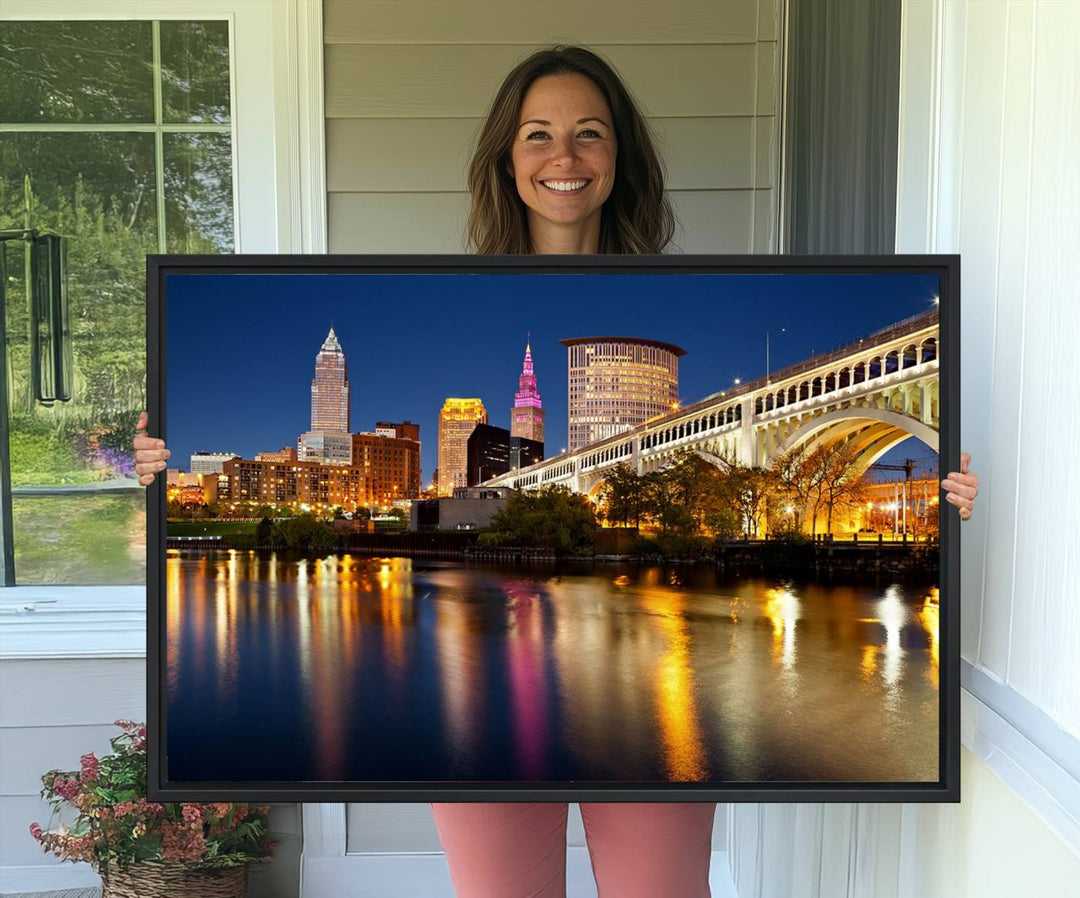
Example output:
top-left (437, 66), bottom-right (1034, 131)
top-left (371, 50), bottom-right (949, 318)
top-left (674, 311), bottom-right (939, 423)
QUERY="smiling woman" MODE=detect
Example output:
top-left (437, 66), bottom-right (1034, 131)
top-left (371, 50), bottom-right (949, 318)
top-left (509, 73), bottom-right (617, 251)
top-left (132, 40), bottom-right (980, 898)
top-left (466, 45), bottom-right (674, 255)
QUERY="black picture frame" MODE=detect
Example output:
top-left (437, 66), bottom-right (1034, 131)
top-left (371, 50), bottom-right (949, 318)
top-left (147, 253), bottom-right (960, 803)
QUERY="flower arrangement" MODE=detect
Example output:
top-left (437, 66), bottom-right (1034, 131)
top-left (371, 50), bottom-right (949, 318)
top-left (30, 720), bottom-right (274, 879)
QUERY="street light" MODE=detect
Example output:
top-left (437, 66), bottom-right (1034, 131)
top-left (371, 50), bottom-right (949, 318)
top-left (766, 327), bottom-right (786, 384)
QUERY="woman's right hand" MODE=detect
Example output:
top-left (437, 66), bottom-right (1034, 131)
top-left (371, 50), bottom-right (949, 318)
top-left (133, 411), bottom-right (170, 486)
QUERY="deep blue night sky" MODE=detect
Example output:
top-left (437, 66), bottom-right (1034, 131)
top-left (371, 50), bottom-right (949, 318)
top-left (165, 271), bottom-right (941, 484)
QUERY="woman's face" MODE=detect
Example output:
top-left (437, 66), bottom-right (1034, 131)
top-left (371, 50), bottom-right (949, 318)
top-left (509, 73), bottom-right (617, 243)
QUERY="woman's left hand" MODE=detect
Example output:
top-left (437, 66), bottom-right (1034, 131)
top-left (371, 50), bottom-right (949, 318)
top-left (941, 452), bottom-right (979, 521)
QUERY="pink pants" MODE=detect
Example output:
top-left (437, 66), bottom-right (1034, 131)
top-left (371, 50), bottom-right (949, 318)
top-left (430, 802), bottom-right (716, 898)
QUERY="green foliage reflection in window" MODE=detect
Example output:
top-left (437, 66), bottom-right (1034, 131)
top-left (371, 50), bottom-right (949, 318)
top-left (0, 19), bottom-right (234, 584)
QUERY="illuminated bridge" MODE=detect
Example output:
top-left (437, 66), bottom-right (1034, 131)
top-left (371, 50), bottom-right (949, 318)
top-left (483, 311), bottom-right (939, 497)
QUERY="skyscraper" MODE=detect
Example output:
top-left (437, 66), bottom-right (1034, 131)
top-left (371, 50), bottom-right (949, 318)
top-left (438, 398), bottom-right (487, 496)
top-left (510, 340), bottom-right (545, 444)
top-left (310, 327), bottom-right (349, 432)
top-left (467, 423), bottom-right (511, 486)
top-left (299, 327), bottom-right (352, 464)
top-left (559, 336), bottom-right (685, 451)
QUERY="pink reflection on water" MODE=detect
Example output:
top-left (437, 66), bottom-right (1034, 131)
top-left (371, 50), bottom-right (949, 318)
top-left (503, 583), bottom-right (549, 779)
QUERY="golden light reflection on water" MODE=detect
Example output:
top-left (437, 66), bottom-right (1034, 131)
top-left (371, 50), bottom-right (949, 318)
top-left (166, 552), bottom-right (182, 693)
top-left (377, 558), bottom-right (413, 700)
top-left (638, 588), bottom-right (707, 782)
top-left (310, 555), bottom-right (349, 779)
top-left (762, 587), bottom-right (800, 671)
top-left (433, 570), bottom-right (485, 772)
top-left (213, 552), bottom-right (236, 708)
top-left (167, 555), bottom-right (940, 782)
top-left (877, 586), bottom-right (905, 690)
top-left (919, 586), bottom-right (940, 689)
top-left (855, 584), bottom-right (938, 694)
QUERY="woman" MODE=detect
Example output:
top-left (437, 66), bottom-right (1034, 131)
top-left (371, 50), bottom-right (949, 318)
top-left (134, 45), bottom-right (979, 898)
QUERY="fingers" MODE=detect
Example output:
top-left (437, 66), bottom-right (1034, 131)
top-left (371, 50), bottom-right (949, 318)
top-left (943, 488), bottom-right (976, 520)
top-left (942, 452), bottom-right (978, 521)
top-left (133, 410), bottom-right (169, 485)
top-left (940, 476), bottom-right (978, 500)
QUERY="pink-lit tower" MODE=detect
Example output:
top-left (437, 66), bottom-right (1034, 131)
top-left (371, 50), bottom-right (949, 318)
top-left (510, 339), bottom-right (544, 444)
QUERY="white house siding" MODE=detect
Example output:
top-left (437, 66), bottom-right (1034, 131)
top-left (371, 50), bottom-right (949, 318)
top-left (728, 1), bottom-right (1080, 895)
top-left (323, 0), bottom-right (781, 859)
top-left (324, 0), bottom-right (781, 255)
top-left (0, 651), bottom-right (300, 898)
top-left (0, 660), bottom-right (145, 875)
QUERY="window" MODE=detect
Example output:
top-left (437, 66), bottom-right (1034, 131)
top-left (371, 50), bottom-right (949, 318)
top-left (1, 19), bottom-right (234, 584)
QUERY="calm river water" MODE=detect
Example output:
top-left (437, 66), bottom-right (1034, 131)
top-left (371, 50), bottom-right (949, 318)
top-left (165, 550), bottom-right (940, 784)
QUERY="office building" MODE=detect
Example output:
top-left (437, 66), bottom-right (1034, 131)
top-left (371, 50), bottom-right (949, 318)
top-left (376, 420), bottom-right (420, 443)
top-left (297, 430), bottom-right (353, 465)
top-left (467, 423), bottom-right (511, 486)
top-left (437, 398), bottom-right (486, 496)
top-left (411, 487), bottom-right (513, 532)
top-left (219, 436), bottom-right (420, 511)
top-left (166, 469), bottom-right (218, 506)
top-left (352, 431), bottom-right (422, 503)
top-left (311, 326), bottom-right (350, 432)
top-left (510, 436), bottom-right (544, 471)
top-left (559, 336), bottom-right (685, 451)
top-left (255, 447), bottom-right (297, 463)
top-left (189, 451), bottom-right (238, 474)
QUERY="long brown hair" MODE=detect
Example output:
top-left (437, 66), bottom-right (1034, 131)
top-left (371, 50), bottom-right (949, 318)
top-left (466, 46), bottom-right (675, 255)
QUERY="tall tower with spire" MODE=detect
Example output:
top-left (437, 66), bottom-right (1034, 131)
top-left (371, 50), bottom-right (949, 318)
top-left (310, 326), bottom-right (350, 432)
top-left (298, 327), bottom-right (352, 465)
top-left (510, 339), bottom-right (544, 444)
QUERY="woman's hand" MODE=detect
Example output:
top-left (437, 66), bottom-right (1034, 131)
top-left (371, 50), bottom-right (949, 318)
top-left (133, 411), bottom-right (170, 486)
top-left (941, 452), bottom-right (979, 521)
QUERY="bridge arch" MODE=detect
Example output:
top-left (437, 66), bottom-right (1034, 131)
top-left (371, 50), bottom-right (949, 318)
top-left (775, 407), bottom-right (938, 465)
top-left (586, 476), bottom-right (607, 499)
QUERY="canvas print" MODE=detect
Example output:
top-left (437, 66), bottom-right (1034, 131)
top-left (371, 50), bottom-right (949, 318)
top-left (152, 256), bottom-right (957, 800)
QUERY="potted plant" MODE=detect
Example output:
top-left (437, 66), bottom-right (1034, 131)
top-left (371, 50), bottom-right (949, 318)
top-left (30, 720), bottom-right (274, 897)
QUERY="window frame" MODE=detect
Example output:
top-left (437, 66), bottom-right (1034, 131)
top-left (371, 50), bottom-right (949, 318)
top-left (0, 0), bottom-right (326, 650)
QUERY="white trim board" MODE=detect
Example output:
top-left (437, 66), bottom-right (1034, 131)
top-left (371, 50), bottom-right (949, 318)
top-left (0, 587), bottom-right (146, 660)
top-left (961, 676), bottom-right (1080, 854)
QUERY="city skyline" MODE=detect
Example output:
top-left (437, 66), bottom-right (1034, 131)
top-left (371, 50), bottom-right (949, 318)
top-left (166, 272), bottom-right (942, 482)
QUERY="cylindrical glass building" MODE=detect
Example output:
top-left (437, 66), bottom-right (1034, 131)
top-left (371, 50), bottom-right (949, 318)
top-left (559, 337), bottom-right (685, 451)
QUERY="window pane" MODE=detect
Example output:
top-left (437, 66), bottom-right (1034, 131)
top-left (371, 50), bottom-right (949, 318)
top-left (0, 21), bottom-right (154, 124)
top-left (1, 20), bottom-right (234, 586)
top-left (160, 21), bottom-right (232, 124)
top-left (2, 132), bottom-right (154, 584)
top-left (12, 493), bottom-right (146, 585)
top-left (164, 133), bottom-right (235, 252)
top-left (1, 132), bottom-right (157, 438)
